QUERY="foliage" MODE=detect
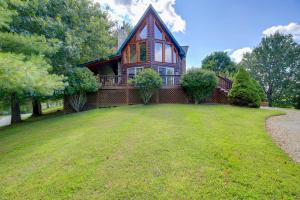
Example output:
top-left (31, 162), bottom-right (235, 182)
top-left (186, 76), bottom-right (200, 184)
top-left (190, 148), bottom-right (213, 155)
top-left (65, 68), bottom-right (100, 95)
top-left (0, 52), bottom-right (66, 122)
top-left (229, 68), bottom-right (261, 108)
top-left (202, 51), bottom-right (237, 76)
top-left (130, 68), bottom-right (162, 104)
top-left (0, 32), bottom-right (60, 58)
top-left (0, 105), bottom-right (299, 199)
top-left (242, 33), bottom-right (300, 107)
top-left (6, 0), bottom-right (116, 74)
top-left (0, 52), bottom-right (66, 98)
top-left (251, 78), bottom-right (266, 101)
top-left (65, 67), bottom-right (100, 112)
top-left (181, 68), bottom-right (218, 104)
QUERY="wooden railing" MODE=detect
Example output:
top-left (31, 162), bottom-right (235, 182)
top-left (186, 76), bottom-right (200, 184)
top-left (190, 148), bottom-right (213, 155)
top-left (98, 75), bottom-right (182, 87)
top-left (217, 75), bottom-right (232, 91)
top-left (98, 74), bottom-right (233, 90)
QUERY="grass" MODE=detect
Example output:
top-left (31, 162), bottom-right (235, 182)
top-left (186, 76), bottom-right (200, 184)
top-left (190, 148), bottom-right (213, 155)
top-left (0, 104), bottom-right (299, 199)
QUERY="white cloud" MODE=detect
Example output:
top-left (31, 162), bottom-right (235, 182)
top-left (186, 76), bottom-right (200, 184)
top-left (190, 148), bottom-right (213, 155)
top-left (93, 0), bottom-right (186, 33)
top-left (229, 47), bottom-right (252, 63)
top-left (263, 22), bottom-right (300, 41)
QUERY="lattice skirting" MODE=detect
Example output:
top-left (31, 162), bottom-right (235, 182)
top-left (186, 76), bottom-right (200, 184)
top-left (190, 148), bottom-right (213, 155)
top-left (64, 87), bottom-right (229, 113)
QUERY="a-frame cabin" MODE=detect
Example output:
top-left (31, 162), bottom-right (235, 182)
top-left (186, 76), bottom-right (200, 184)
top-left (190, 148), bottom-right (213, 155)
top-left (82, 5), bottom-right (188, 87)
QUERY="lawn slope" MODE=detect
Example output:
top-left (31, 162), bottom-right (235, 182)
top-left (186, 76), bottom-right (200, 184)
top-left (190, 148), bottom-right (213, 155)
top-left (0, 105), bottom-right (299, 199)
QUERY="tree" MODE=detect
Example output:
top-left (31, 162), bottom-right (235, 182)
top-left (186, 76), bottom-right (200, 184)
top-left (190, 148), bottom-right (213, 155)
top-left (65, 68), bottom-right (100, 112)
top-left (7, 0), bottom-right (116, 74)
top-left (181, 68), bottom-right (218, 104)
top-left (130, 68), bottom-right (162, 105)
top-left (242, 33), bottom-right (300, 107)
top-left (0, 0), bottom-right (65, 121)
top-left (0, 53), bottom-right (66, 123)
top-left (202, 51), bottom-right (237, 76)
top-left (228, 68), bottom-right (261, 108)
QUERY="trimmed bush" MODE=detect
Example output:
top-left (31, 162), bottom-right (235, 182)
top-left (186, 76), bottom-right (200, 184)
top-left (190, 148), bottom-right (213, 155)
top-left (65, 68), bottom-right (100, 112)
top-left (181, 68), bottom-right (218, 104)
top-left (229, 68), bottom-right (261, 108)
top-left (130, 68), bottom-right (162, 105)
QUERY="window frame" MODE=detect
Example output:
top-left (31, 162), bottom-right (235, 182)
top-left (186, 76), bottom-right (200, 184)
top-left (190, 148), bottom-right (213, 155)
top-left (155, 42), bottom-right (163, 62)
top-left (127, 66), bottom-right (144, 77)
top-left (158, 66), bottom-right (175, 86)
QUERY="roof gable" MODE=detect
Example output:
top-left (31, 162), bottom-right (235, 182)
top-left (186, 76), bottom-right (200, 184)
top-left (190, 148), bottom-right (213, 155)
top-left (116, 5), bottom-right (186, 57)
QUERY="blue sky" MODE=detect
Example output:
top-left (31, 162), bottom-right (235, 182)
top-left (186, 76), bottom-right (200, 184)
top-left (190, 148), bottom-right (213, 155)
top-left (172, 0), bottom-right (300, 67)
top-left (97, 0), bottom-right (300, 68)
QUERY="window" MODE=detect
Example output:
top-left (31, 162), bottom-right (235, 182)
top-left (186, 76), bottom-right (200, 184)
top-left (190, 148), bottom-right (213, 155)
top-left (159, 67), bottom-right (174, 86)
top-left (155, 42), bottom-right (163, 62)
top-left (139, 42), bottom-right (147, 62)
top-left (123, 48), bottom-right (129, 64)
top-left (165, 44), bottom-right (172, 63)
top-left (130, 44), bottom-right (136, 63)
top-left (172, 49), bottom-right (177, 63)
top-left (154, 23), bottom-right (163, 40)
top-left (139, 25), bottom-right (147, 40)
top-left (127, 67), bottom-right (143, 77)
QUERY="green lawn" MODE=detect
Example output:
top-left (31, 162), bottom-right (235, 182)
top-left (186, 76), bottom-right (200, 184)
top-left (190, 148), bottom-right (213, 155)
top-left (0, 105), bottom-right (299, 199)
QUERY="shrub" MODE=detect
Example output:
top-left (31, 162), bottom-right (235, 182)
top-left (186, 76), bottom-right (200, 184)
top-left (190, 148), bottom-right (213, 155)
top-left (251, 79), bottom-right (266, 101)
top-left (130, 68), bottom-right (162, 105)
top-left (181, 68), bottom-right (218, 104)
top-left (229, 68), bottom-right (261, 108)
top-left (65, 68), bottom-right (100, 112)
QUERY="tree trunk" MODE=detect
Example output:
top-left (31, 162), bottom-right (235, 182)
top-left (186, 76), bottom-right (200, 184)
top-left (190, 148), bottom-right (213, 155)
top-left (11, 93), bottom-right (21, 124)
top-left (32, 99), bottom-right (42, 116)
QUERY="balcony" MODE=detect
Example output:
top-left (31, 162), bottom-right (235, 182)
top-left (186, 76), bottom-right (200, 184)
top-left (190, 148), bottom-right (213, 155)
top-left (97, 75), bottom-right (182, 88)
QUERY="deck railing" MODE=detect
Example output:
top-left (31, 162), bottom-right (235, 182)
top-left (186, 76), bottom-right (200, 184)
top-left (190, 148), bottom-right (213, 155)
top-left (98, 74), bottom-right (233, 89)
top-left (98, 75), bottom-right (182, 87)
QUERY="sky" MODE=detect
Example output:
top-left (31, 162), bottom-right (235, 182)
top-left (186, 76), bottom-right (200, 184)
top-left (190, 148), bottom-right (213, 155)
top-left (94, 0), bottom-right (300, 68)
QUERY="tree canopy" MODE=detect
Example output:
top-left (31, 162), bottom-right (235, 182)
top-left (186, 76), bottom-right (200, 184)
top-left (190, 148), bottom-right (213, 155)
top-left (242, 33), bottom-right (300, 107)
top-left (201, 51), bottom-right (237, 76)
top-left (6, 0), bottom-right (117, 74)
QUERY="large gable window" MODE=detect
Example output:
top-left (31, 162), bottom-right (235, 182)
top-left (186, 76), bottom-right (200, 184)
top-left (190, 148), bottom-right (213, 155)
top-left (165, 44), bottom-right (172, 63)
top-left (155, 42), bottom-right (163, 62)
top-left (173, 49), bottom-right (177, 63)
top-left (154, 23), bottom-right (163, 40)
top-left (130, 44), bottom-right (136, 63)
top-left (139, 42), bottom-right (147, 62)
top-left (139, 25), bottom-right (147, 40)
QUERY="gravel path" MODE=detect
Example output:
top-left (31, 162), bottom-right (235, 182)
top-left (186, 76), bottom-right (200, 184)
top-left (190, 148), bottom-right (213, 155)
top-left (0, 114), bottom-right (32, 127)
top-left (263, 107), bottom-right (300, 163)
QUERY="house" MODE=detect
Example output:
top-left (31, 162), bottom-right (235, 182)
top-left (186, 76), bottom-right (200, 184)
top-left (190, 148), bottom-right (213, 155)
top-left (64, 5), bottom-right (231, 111)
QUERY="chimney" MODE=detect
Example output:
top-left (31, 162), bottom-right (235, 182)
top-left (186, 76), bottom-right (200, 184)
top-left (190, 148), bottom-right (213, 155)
top-left (117, 27), bottom-right (128, 49)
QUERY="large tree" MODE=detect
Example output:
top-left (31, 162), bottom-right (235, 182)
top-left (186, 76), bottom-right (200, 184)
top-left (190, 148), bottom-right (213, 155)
top-left (242, 33), bottom-right (300, 107)
top-left (0, 1), bottom-right (66, 122)
top-left (7, 0), bottom-right (116, 74)
top-left (0, 53), bottom-right (66, 123)
top-left (202, 51), bottom-right (237, 76)
top-left (5, 0), bottom-right (116, 114)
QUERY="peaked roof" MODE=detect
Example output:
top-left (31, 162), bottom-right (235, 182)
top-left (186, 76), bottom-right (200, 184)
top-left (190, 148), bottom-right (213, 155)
top-left (116, 4), bottom-right (186, 57)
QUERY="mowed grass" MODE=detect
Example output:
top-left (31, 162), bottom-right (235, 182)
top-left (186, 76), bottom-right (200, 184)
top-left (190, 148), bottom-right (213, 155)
top-left (0, 104), bottom-right (299, 199)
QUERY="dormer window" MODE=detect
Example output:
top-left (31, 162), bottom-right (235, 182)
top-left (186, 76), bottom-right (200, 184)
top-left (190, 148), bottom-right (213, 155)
top-left (154, 23), bottom-right (163, 40)
top-left (139, 24), bottom-right (147, 40)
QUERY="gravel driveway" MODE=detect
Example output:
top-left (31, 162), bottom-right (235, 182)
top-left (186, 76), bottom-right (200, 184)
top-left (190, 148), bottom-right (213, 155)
top-left (263, 107), bottom-right (300, 163)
